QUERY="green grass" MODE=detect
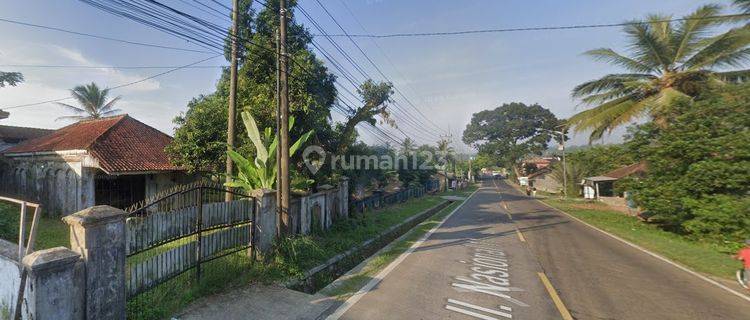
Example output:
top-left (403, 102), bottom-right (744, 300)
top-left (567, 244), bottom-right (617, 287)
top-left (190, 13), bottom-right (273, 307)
top-left (542, 198), bottom-right (738, 280)
top-left (0, 202), bottom-right (69, 250)
top-left (127, 185), bottom-right (478, 319)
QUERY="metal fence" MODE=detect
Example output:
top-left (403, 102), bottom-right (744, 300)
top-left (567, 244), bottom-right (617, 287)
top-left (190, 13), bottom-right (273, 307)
top-left (124, 182), bottom-right (257, 319)
top-left (351, 180), bottom-right (438, 213)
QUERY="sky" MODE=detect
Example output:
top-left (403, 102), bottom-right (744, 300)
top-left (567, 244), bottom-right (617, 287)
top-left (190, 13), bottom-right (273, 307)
top-left (0, 0), bottom-right (716, 151)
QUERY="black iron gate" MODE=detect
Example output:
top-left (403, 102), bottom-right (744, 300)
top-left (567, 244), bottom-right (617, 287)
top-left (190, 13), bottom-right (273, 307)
top-left (124, 182), bottom-right (257, 319)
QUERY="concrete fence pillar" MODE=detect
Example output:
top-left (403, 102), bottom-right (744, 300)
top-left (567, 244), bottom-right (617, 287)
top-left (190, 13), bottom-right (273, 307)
top-left (63, 205), bottom-right (126, 320)
top-left (340, 177), bottom-right (349, 219)
top-left (251, 189), bottom-right (278, 255)
top-left (22, 247), bottom-right (84, 320)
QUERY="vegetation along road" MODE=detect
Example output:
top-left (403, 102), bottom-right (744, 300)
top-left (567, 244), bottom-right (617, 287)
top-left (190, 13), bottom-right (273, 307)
top-left (323, 180), bottom-right (750, 320)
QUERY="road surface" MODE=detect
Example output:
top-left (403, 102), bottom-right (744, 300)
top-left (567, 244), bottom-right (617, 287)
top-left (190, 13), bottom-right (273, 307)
top-left (328, 180), bottom-right (750, 320)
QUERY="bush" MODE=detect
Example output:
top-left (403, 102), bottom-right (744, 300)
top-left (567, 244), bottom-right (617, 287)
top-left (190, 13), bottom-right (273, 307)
top-left (631, 84), bottom-right (750, 244)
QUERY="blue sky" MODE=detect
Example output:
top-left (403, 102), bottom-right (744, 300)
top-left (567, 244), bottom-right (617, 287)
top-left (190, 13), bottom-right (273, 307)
top-left (0, 0), bottom-right (716, 149)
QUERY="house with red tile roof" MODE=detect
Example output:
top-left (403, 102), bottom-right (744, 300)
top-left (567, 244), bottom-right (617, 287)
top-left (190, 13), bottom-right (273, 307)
top-left (1, 115), bottom-right (195, 215)
top-left (0, 124), bottom-right (53, 151)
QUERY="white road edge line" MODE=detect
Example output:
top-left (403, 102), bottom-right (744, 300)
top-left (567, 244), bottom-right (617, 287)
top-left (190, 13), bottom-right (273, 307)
top-left (325, 189), bottom-right (480, 320)
top-left (532, 193), bottom-right (750, 303)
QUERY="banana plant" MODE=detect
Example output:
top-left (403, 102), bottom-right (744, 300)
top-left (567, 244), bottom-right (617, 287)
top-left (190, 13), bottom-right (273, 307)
top-left (225, 111), bottom-right (313, 191)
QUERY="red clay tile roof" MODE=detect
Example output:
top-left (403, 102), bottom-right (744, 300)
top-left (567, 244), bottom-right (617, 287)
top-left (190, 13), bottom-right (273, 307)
top-left (0, 125), bottom-right (53, 140)
top-left (603, 162), bottom-right (647, 179)
top-left (4, 115), bottom-right (180, 173)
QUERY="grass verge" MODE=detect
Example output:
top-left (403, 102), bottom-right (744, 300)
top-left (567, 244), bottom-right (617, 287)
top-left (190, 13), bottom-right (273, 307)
top-left (0, 202), bottom-right (69, 249)
top-left (320, 187), bottom-right (476, 299)
top-left (541, 198), bottom-right (738, 280)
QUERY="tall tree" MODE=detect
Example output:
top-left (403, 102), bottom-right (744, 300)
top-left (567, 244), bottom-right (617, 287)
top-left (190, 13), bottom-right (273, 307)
top-left (436, 139), bottom-right (455, 170)
top-left (628, 83), bottom-right (750, 242)
top-left (335, 79), bottom-right (394, 154)
top-left (569, 5), bottom-right (750, 141)
top-left (0, 71), bottom-right (23, 88)
top-left (168, 0), bottom-right (338, 172)
top-left (463, 102), bottom-right (559, 169)
top-left (56, 82), bottom-right (121, 121)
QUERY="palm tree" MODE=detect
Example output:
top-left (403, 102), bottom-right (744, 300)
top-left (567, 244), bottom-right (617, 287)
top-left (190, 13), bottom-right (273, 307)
top-left (0, 71), bottom-right (23, 88)
top-left (57, 82), bottom-right (122, 121)
top-left (400, 138), bottom-right (415, 156)
top-left (569, 5), bottom-right (750, 141)
top-left (551, 161), bottom-right (587, 197)
top-left (436, 139), bottom-right (455, 170)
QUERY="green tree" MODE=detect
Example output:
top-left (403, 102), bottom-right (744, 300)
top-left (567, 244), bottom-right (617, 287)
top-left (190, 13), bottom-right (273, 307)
top-left (630, 83), bottom-right (750, 243)
top-left (462, 102), bottom-right (560, 169)
top-left (550, 161), bottom-right (588, 196)
top-left (0, 71), bottom-right (23, 88)
top-left (436, 139), bottom-right (455, 171)
top-left (56, 82), bottom-right (122, 121)
top-left (336, 79), bottom-right (394, 155)
top-left (166, 95), bottom-right (229, 173)
top-left (168, 0), bottom-right (337, 173)
top-left (569, 5), bottom-right (750, 141)
top-left (566, 145), bottom-right (635, 177)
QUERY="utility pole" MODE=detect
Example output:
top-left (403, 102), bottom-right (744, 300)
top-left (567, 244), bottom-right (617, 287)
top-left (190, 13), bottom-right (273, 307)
top-left (468, 156), bottom-right (473, 183)
top-left (225, 0), bottom-right (240, 201)
top-left (559, 131), bottom-right (567, 198)
top-left (275, 26), bottom-right (282, 236)
top-left (539, 127), bottom-right (567, 198)
top-left (278, 0), bottom-right (291, 234)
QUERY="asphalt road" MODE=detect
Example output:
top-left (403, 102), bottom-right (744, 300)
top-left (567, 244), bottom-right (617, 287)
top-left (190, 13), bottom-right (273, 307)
top-left (329, 180), bottom-right (750, 320)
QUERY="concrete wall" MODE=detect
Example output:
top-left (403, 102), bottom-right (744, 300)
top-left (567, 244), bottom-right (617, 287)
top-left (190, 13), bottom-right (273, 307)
top-left (0, 239), bottom-right (27, 319)
top-left (531, 173), bottom-right (562, 194)
top-left (0, 154), bottom-right (91, 216)
top-left (144, 172), bottom-right (198, 199)
top-left (1, 154), bottom-right (197, 216)
top-left (0, 240), bottom-right (84, 320)
top-left (292, 179), bottom-right (348, 235)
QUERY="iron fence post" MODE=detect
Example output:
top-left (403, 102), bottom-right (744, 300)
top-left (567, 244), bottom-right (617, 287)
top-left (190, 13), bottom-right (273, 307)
top-left (196, 187), bottom-right (204, 280)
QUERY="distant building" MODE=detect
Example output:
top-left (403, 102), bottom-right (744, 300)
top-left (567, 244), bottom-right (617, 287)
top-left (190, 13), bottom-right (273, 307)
top-left (527, 167), bottom-right (562, 193)
top-left (582, 162), bottom-right (647, 214)
top-left (0, 125), bottom-right (53, 151)
top-left (1, 115), bottom-right (196, 215)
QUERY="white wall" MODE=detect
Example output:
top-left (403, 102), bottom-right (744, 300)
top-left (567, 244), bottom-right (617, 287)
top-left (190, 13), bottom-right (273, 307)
top-left (0, 239), bottom-right (29, 320)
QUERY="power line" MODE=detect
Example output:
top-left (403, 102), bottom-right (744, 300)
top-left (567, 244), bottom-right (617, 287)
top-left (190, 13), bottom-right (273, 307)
top-left (313, 0), bottom-right (446, 136)
top-left (298, 4), bottom-right (442, 141)
top-left (312, 13), bottom-right (750, 38)
top-left (0, 64), bottom-right (226, 69)
top-left (3, 55), bottom-right (222, 110)
top-left (0, 17), bottom-right (214, 53)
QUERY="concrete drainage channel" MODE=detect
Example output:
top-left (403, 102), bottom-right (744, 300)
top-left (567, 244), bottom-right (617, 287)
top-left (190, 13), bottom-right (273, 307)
top-left (286, 200), bottom-right (453, 294)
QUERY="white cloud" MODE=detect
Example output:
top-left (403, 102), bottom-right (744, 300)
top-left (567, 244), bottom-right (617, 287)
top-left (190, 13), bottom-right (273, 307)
top-left (0, 43), bottom-right (160, 92)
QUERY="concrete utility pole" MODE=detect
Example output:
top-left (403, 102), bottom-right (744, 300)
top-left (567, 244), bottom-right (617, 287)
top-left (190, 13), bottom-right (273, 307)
top-left (539, 127), bottom-right (568, 198)
top-left (278, 0), bottom-right (291, 233)
top-left (225, 0), bottom-right (240, 201)
top-left (559, 131), bottom-right (567, 198)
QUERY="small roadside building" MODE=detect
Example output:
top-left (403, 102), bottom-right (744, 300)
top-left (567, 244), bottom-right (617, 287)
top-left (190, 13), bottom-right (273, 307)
top-left (582, 162), bottom-right (647, 200)
top-left (1, 115), bottom-right (196, 215)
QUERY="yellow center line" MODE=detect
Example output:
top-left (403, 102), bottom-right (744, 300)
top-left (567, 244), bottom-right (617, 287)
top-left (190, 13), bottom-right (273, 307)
top-left (515, 228), bottom-right (526, 242)
top-left (537, 272), bottom-right (573, 320)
